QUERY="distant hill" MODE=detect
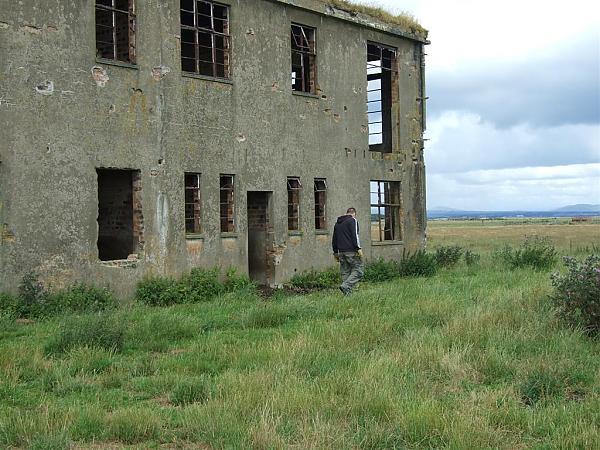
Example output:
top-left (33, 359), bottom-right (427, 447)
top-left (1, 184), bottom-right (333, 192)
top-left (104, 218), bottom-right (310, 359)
top-left (553, 204), bottom-right (600, 212)
top-left (428, 206), bottom-right (461, 212)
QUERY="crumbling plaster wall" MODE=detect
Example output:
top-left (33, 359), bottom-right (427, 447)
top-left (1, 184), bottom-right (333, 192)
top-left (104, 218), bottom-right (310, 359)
top-left (0, 0), bottom-right (426, 296)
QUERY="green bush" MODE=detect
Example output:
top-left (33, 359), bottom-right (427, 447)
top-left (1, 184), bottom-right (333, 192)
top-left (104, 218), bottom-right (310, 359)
top-left (223, 266), bottom-right (255, 293)
top-left (289, 267), bottom-right (340, 290)
top-left (135, 275), bottom-right (181, 306)
top-left (398, 249), bottom-right (437, 277)
top-left (363, 259), bottom-right (399, 282)
top-left (181, 267), bottom-right (224, 302)
top-left (550, 255), bottom-right (600, 336)
top-left (498, 236), bottom-right (557, 270)
top-left (0, 292), bottom-right (18, 317)
top-left (17, 272), bottom-right (50, 318)
top-left (51, 283), bottom-right (117, 313)
top-left (464, 249), bottom-right (481, 266)
top-left (44, 313), bottom-right (126, 355)
top-left (435, 245), bottom-right (464, 267)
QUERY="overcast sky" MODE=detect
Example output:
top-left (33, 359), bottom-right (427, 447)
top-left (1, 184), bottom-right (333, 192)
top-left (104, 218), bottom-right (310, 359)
top-left (357, 0), bottom-right (600, 210)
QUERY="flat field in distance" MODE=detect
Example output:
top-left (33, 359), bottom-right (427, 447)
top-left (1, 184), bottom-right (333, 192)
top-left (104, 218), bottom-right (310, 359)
top-left (0, 219), bottom-right (599, 449)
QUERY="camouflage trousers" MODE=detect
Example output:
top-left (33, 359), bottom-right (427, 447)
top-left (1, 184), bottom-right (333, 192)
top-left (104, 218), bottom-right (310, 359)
top-left (338, 252), bottom-right (364, 294)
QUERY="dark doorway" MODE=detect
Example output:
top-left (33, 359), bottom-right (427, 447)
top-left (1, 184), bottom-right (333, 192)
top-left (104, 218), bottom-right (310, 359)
top-left (97, 168), bottom-right (142, 261)
top-left (247, 191), bottom-right (273, 285)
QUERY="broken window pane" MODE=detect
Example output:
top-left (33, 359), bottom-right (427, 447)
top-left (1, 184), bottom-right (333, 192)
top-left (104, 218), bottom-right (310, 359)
top-left (291, 24), bottom-right (316, 94)
top-left (314, 178), bottom-right (327, 230)
top-left (220, 174), bottom-right (235, 232)
top-left (287, 177), bottom-right (302, 231)
top-left (185, 173), bottom-right (202, 234)
top-left (367, 42), bottom-right (397, 153)
top-left (181, 0), bottom-right (230, 79)
top-left (370, 180), bottom-right (401, 242)
top-left (95, 0), bottom-right (136, 63)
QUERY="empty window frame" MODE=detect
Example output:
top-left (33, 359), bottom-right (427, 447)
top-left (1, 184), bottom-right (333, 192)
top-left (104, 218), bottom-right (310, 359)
top-left (220, 174), bottom-right (235, 232)
top-left (370, 180), bottom-right (401, 242)
top-left (184, 173), bottom-right (202, 234)
top-left (287, 177), bottom-right (302, 231)
top-left (181, 0), bottom-right (230, 78)
top-left (291, 24), bottom-right (316, 93)
top-left (314, 178), bottom-right (327, 230)
top-left (367, 42), bottom-right (397, 152)
top-left (95, 0), bottom-right (136, 63)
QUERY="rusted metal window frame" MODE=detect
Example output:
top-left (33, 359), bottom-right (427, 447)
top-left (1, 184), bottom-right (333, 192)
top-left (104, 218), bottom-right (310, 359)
top-left (181, 0), bottom-right (231, 79)
top-left (287, 177), bottom-right (302, 231)
top-left (370, 180), bottom-right (401, 242)
top-left (219, 174), bottom-right (235, 232)
top-left (314, 178), bottom-right (327, 230)
top-left (184, 173), bottom-right (202, 235)
top-left (95, 0), bottom-right (136, 63)
top-left (367, 42), bottom-right (397, 153)
top-left (291, 23), bottom-right (316, 94)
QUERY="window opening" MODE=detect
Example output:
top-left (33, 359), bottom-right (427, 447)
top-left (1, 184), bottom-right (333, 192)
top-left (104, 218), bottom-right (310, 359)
top-left (367, 42), bottom-right (396, 152)
top-left (314, 178), bottom-right (327, 230)
top-left (97, 169), bottom-right (143, 260)
top-left (181, 0), bottom-right (230, 78)
top-left (185, 173), bottom-right (202, 234)
top-left (95, 0), bottom-right (136, 63)
top-left (370, 180), bottom-right (401, 242)
top-left (291, 24), bottom-right (316, 93)
top-left (287, 177), bottom-right (302, 231)
top-left (220, 174), bottom-right (235, 232)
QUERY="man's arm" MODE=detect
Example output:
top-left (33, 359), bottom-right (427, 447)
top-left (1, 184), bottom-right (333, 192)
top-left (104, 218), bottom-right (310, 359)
top-left (332, 226), bottom-right (338, 253)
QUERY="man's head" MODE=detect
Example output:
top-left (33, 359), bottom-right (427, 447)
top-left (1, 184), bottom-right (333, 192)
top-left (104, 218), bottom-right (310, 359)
top-left (346, 207), bottom-right (356, 217)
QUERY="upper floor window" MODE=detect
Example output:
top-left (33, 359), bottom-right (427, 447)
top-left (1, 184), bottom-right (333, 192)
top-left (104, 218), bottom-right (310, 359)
top-left (96, 0), bottom-right (136, 63)
top-left (367, 43), bottom-right (397, 153)
top-left (370, 180), bottom-right (401, 242)
top-left (184, 173), bottom-right (202, 234)
top-left (291, 24), bottom-right (316, 94)
top-left (287, 177), bottom-right (302, 231)
top-left (181, 0), bottom-right (231, 78)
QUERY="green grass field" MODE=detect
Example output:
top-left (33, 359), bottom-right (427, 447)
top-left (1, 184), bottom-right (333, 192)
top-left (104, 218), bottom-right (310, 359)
top-left (1, 219), bottom-right (599, 449)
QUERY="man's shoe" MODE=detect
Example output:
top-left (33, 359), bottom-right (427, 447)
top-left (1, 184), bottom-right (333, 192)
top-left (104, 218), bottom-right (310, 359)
top-left (339, 286), bottom-right (351, 296)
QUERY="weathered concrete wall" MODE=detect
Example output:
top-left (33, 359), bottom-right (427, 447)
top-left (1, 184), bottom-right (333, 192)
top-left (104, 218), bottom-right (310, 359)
top-left (0, 0), bottom-right (427, 296)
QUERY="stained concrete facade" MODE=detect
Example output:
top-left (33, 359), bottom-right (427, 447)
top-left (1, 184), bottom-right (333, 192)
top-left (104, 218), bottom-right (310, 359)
top-left (0, 0), bottom-right (428, 296)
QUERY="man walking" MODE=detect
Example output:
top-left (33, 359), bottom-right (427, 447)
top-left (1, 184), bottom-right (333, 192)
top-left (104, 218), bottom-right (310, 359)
top-left (332, 207), bottom-right (364, 295)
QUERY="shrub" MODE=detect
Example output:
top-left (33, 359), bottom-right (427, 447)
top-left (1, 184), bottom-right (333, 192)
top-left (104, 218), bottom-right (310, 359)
top-left (289, 267), bottom-right (340, 290)
top-left (464, 250), bottom-right (481, 266)
top-left (182, 267), bottom-right (224, 302)
top-left (363, 259), bottom-right (399, 282)
top-left (435, 245), bottom-right (464, 268)
top-left (44, 313), bottom-right (126, 355)
top-left (17, 272), bottom-right (50, 318)
top-left (398, 249), bottom-right (437, 277)
top-left (550, 255), bottom-right (600, 336)
top-left (223, 266), bottom-right (254, 293)
top-left (498, 236), bottom-right (557, 270)
top-left (0, 292), bottom-right (18, 317)
top-left (50, 283), bottom-right (117, 313)
top-left (135, 276), bottom-right (181, 306)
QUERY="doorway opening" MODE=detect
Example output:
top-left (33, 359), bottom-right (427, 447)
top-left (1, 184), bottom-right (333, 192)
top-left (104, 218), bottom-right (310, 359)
top-left (247, 191), bottom-right (273, 285)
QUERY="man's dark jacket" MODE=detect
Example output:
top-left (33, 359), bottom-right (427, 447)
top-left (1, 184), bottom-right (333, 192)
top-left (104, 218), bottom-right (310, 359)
top-left (332, 215), bottom-right (361, 253)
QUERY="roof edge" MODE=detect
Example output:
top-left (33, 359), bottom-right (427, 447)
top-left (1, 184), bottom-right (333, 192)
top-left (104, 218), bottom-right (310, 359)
top-left (270, 0), bottom-right (429, 43)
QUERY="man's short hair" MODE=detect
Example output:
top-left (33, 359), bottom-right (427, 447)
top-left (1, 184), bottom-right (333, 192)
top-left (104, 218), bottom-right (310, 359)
top-left (346, 207), bottom-right (356, 214)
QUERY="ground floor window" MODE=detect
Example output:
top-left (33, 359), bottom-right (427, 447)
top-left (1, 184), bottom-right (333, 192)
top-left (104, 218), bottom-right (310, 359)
top-left (220, 174), bottom-right (235, 232)
top-left (97, 168), bottom-right (143, 260)
top-left (370, 180), bottom-right (401, 242)
top-left (314, 178), bottom-right (327, 230)
top-left (185, 173), bottom-right (202, 234)
top-left (287, 177), bottom-right (302, 231)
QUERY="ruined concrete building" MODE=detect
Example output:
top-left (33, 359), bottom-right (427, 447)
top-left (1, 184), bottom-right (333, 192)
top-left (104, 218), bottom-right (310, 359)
top-left (0, 0), bottom-right (428, 295)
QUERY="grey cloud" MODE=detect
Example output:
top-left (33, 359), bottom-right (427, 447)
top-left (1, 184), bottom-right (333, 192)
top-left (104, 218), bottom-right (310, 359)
top-left (426, 31), bottom-right (600, 128)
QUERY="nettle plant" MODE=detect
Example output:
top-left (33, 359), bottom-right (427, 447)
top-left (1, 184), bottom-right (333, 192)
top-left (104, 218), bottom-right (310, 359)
top-left (550, 255), bottom-right (600, 336)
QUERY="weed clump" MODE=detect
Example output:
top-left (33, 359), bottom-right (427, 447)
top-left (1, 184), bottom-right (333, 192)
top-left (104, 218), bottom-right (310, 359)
top-left (51, 283), bottom-right (117, 314)
top-left (135, 266), bottom-right (255, 306)
top-left (170, 376), bottom-right (212, 405)
top-left (45, 313), bottom-right (126, 355)
top-left (498, 236), bottom-right (558, 270)
top-left (464, 249), bottom-right (481, 266)
top-left (435, 245), bottom-right (464, 268)
top-left (363, 258), bottom-right (399, 282)
top-left (398, 249), bottom-right (438, 277)
top-left (519, 367), bottom-right (564, 406)
top-left (550, 255), bottom-right (600, 336)
top-left (289, 267), bottom-right (340, 290)
top-left (17, 272), bottom-right (49, 318)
